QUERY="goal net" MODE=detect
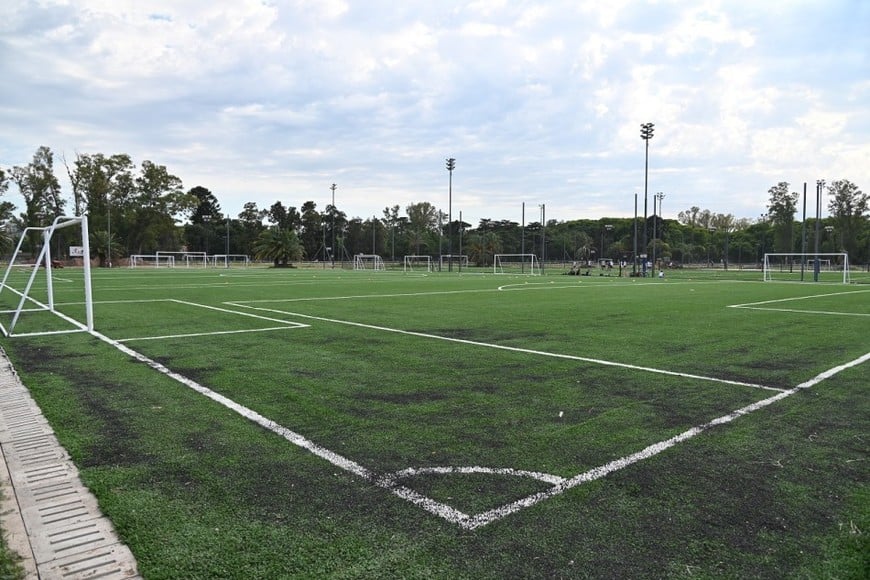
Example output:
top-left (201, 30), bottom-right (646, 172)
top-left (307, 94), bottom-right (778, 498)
top-left (212, 254), bottom-right (251, 268)
top-left (763, 253), bottom-right (850, 283)
top-left (156, 251), bottom-right (208, 268)
top-left (403, 255), bottom-right (432, 272)
top-left (494, 254), bottom-right (541, 275)
top-left (353, 254), bottom-right (385, 271)
top-left (0, 215), bottom-right (94, 337)
top-left (129, 254), bottom-right (175, 268)
top-left (439, 254), bottom-right (469, 271)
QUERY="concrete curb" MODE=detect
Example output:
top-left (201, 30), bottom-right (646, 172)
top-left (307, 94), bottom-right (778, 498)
top-left (0, 349), bottom-right (140, 579)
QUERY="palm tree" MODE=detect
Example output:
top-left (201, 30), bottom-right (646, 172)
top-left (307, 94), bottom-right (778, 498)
top-left (253, 227), bottom-right (303, 267)
top-left (468, 231), bottom-right (502, 266)
top-left (89, 230), bottom-right (123, 267)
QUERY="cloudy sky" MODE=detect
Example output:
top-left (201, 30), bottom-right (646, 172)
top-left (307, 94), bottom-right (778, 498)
top-left (1, 0), bottom-right (867, 227)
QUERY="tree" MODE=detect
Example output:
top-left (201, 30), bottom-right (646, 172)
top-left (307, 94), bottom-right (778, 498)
top-left (89, 230), bottom-right (123, 267)
top-left (767, 182), bottom-right (799, 253)
top-left (185, 186), bottom-right (224, 253)
top-left (468, 231), bottom-right (502, 266)
top-left (405, 201), bottom-right (438, 254)
top-left (11, 146), bottom-right (65, 256)
top-left (65, 153), bottom-right (134, 225)
top-left (299, 201), bottom-right (322, 260)
top-left (126, 161), bottom-right (195, 254)
top-left (253, 227), bottom-right (303, 267)
top-left (0, 167), bottom-right (12, 253)
top-left (826, 180), bottom-right (868, 259)
top-left (189, 186), bottom-right (223, 225)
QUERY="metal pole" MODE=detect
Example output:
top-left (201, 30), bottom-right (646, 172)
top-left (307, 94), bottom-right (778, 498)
top-left (640, 123), bottom-right (654, 276)
top-left (814, 180), bottom-right (823, 281)
top-left (652, 195), bottom-right (659, 278)
top-left (541, 204), bottom-right (545, 275)
top-left (459, 210), bottom-right (463, 273)
top-left (106, 193), bottom-right (112, 268)
top-left (633, 193), bottom-right (638, 275)
top-left (446, 158), bottom-right (455, 272)
top-left (521, 202), bottom-right (525, 274)
top-left (801, 182), bottom-right (807, 281)
top-left (330, 183), bottom-right (336, 268)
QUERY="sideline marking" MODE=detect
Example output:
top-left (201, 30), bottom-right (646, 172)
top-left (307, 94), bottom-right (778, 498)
top-left (98, 299), bottom-right (309, 342)
top-left (228, 303), bottom-right (784, 392)
top-left (728, 288), bottom-right (870, 317)
top-left (90, 326), bottom-right (869, 530)
top-left (118, 326), bottom-right (304, 342)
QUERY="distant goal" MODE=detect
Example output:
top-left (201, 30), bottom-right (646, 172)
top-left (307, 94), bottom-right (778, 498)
top-left (353, 254), bottom-right (386, 271)
top-left (763, 253), bottom-right (850, 283)
top-left (494, 254), bottom-right (541, 275)
top-left (403, 255), bottom-right (432, 272)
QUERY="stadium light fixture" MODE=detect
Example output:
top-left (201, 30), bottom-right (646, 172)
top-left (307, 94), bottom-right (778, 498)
top-left (640, 122), bottom-right (654, 276)
top-left (446, 158), bottom-right (456, 272)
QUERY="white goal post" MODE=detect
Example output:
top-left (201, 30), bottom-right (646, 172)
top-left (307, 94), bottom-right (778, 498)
top-left (156, 251), bottom-right (208, 268)
top-left (129, 254), bottom-right (175, 268)
top-left (439, 254), bottom-right (469, 270)
top-left (353, 254), bottom-right (385, 271)
top-left (0, 215), bottom-right (93, 337)
top-left (403, 255), bottom-right (433, 272)
top-left (763, 253), bottom-right (850, 283)
top-left (212, 254), bottom-right (251, 268)
top-left (494, 254), bottom-right (541, 275)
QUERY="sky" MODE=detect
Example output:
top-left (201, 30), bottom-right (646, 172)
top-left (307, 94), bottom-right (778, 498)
top-left (1, 0), bottom-right (867, 227)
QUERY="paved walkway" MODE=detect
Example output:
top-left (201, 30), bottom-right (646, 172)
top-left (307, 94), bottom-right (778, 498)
top-left (0, 349), bottom-right (140, 579)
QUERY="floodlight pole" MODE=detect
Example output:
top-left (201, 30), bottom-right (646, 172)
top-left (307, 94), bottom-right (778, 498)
top-left (801, 182), bottom-right (807, 281)
top-left (459, 210), bottom-right (463, 274)
top-left (653, 192), bottom-right (664, 276)
top-left (814, 179), bottom-right (824, 281)
top-left (633, 194), bottom-right (638, 275)
top-left (330, 183), bottom-right (337, 267)
top-left (446, 158), bottom-right (456, 272)
top-left (640, 122), bottom-right (654, 276)
top-left (225, 213), bottom-right (230, 268)
top-left (107, 193), bottom-right (112, 268)
top-left (539, 204), bottom-right (545, 275)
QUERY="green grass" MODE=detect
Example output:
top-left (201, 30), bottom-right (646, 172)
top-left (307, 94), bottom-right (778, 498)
top-left (0, 265), bottom-right (867, 578)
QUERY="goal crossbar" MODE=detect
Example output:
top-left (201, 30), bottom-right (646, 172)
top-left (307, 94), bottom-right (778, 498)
top-left (763, 252), bottom-right (850, 283)
top-left (494, 254), bottom-right (541, 275)
top-left (0, 215), bottom-right (93, 337)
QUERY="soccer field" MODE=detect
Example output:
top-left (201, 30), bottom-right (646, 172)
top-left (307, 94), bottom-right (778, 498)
top-left (1, 266), bottom-right (867, 578)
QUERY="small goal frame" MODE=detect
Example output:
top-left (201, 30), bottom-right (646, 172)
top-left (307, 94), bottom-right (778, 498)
top-left (0, 215), bottom-right (93, 337)
top-left (763, 252), bottom-right (850, 283)
top-left (493, 254), bottom-right (541, 275)
top-left (403, 255), bottom-right (433, 272)
top-left (353, 254), bottom-right (386, 271)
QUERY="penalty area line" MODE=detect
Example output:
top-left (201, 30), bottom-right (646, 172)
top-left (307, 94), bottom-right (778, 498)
top-left (90, 329), bottom-right (475, 528)
top-left (461, 349), bottom-right (870, 529)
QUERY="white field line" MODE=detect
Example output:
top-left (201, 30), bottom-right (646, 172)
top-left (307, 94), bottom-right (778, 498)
top-left (102, 298), bottom-right (309, 342)
top-left (728, 306), bottom-right (870, 317)
top-left (728, 288), bottom-right (870, 309)
top-left (90, 330), bottom-right (473, 526)
top-left (88, 327), bottom-right (870, 530)
top-left (226, 303), bottom-right (783, 392)
top-left (118, 326), bottom-right (306, 342)
top-left (460, 350), bottom-right (870, 529)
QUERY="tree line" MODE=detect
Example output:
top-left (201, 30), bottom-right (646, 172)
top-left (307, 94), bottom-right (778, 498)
top-left (1, 146), bottom-right (868, 267)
